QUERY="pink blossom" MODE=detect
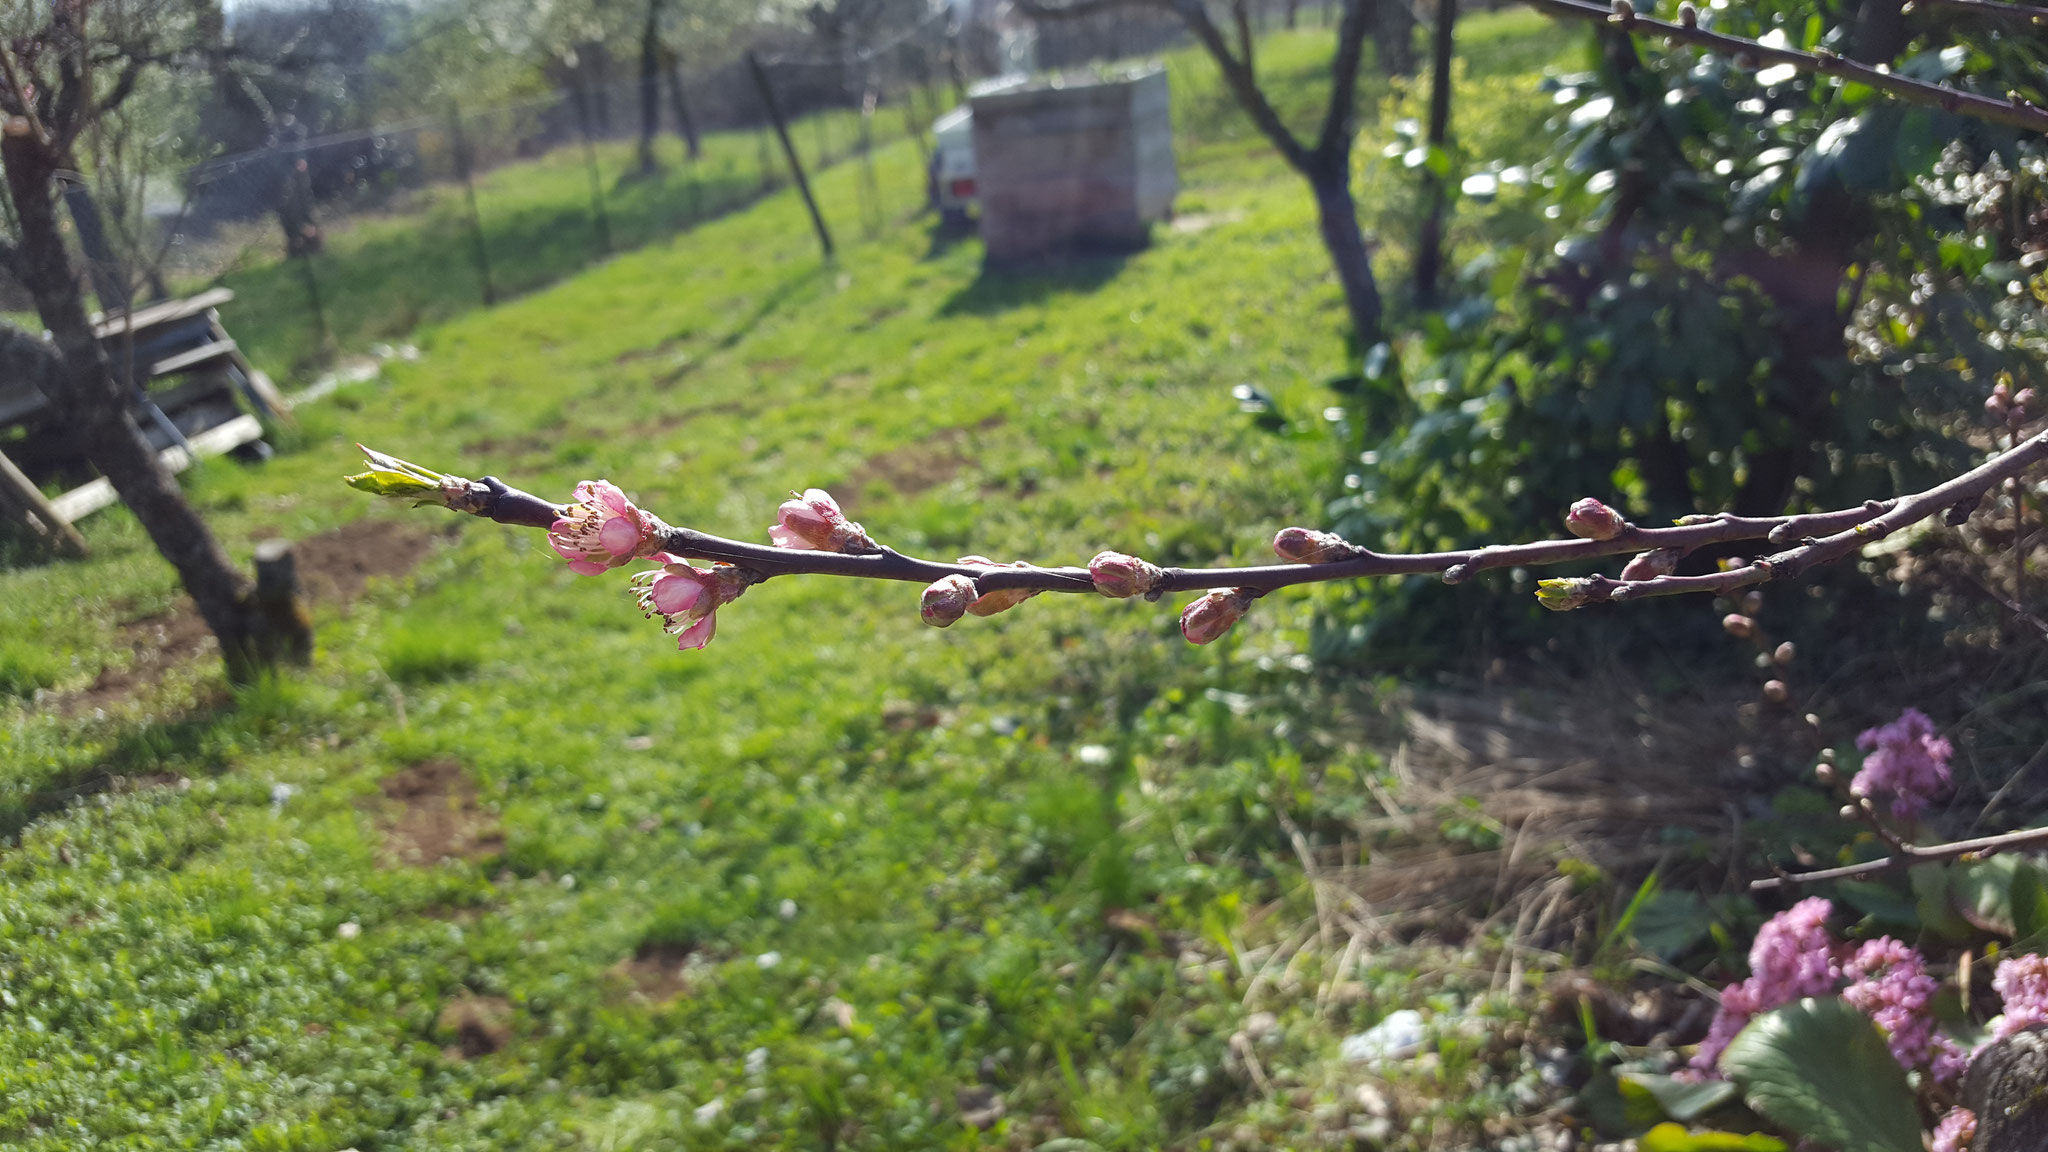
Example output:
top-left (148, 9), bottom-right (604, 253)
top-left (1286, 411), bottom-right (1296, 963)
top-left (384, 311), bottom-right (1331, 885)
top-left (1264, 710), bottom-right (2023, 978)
top-left (956, 557), bottom-right (1041, 617)
top-left (1272, 527), bottom-right (1357, 564)
top-left (630, 555), bottom-right (752, 650)
top-left (1841, 937), bottom-right (1939, 1071)
top-left (1693, 898), bottom-right (1839, 1073)
top-left (919, 575), bottom-right (976, 628)
top-left (1851, 708), bottom-right (1953, 819)
top-left (549, 480), bottom-right (661, 574)
top-left (1564, 498), bottom-right (1627, 541)
top-left (1932, 1107), bottom-right (1976, 1152)
top-left (1992, 952), bottom-right (2048, 1039)
top-left (768, 489), bottom-right (872, 553)
top-left (1180, 589), bottom-right (1254, 645)
top-left (1929, 1034), bottom-right (1973, 1087)
top-left (1088, 551), bottom-right (1163, 599)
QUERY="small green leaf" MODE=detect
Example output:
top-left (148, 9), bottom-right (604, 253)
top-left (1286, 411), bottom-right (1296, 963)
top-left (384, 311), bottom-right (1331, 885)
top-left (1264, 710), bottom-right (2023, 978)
top-left (1621, 1072), bottom-right (1740, 1122)
top-left (1720, 998), bottom-right (1922, 1152)
top-left (344, 469), bottom-right (442, 498)
top-left (1640, 1122), bottom-right (1786, 1152)
top-left (2011, 862), bottom-right (2048, 945)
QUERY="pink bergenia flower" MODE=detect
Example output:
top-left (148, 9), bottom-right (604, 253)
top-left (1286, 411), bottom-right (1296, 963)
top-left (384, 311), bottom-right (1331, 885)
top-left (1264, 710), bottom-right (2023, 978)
top-left (769, 489), bottom-right (873, 553)
top-left (549, 480), bottom-right (661, 575)
top-left (957, 557), bottom-right (1041, 617)
top-left (630, 554), bottom-right (753, 650)
top-left (1693, 898), bottom-right (1839, 1073)
top-left (1992, 952), bottom-right (2048, 1039)
top-left (1180, 589), bottom-right (1255, 645)
top-left (1851, 708), bottom-right (1953, 819)
top-left (1841, 937), bottom-right (1940, 1071)
top-left (1929, 1033), bottom-right (1973, 1087)
top-left (1932, 1107), bottom-right (1977, 1152)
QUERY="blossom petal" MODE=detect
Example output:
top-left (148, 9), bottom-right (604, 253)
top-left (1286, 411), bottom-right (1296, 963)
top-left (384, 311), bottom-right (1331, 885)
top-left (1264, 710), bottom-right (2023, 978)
top-left (674, 611), bottom-right (717, 650)
top-left (599, 515), bottom-right (643, 557)
top-left (650, 572), bottom-right (707, 616)
top-left (567, 559), bottom-right (610, 576)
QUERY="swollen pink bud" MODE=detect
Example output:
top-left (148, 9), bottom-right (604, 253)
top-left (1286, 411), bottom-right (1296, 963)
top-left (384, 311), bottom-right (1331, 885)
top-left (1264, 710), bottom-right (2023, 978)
top-left (1723, 613), bottom-right (1755, 638)
top-left (1272, 527), bottom-right (1356, 564)
top-left (769, 488), bottom-right (874, 553)
top-left (1619, 548), bottom-right (1682, 581)
top-left (1179, 589), bottom-right (1254, 645)
top-left (2015, 388), bottom-right (2037, 417)
top-left (920, 574), bottom-right (977, 628)
top-left (1089, 551), bottom-right (1164, 599)
top-left (957, 556), bottom-right (1042, 617)
top-left (1564, 498), bottom-right (1627, 541)
top-left (1762, 679), bottom-right (1790, 704)
top-left (549, 479), bottom-right (662, 575)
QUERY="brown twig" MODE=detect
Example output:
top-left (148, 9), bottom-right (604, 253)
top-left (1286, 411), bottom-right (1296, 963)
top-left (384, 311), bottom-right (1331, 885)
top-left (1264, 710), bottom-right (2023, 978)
top-left (1909, 0), bottom-right (2048, 28)
top-left (1749, 822), bottom-right (2048, 890)
top-left (1520, 0), bottom-right (2048, 135)
top-left (358, 425), bottom-right (2048, 612)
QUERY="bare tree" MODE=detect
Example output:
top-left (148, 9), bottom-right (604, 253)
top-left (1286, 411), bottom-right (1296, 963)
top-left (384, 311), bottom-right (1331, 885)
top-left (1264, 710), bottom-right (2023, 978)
top-left (1, 0), bottom-right (310, 680)
top-left (1023, 0), bottom-right (1395, 341)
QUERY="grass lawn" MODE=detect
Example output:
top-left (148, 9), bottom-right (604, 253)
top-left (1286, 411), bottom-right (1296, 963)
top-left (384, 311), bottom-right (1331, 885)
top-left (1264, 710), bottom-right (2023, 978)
top-left (0, 13), bottom-right (1585, 1149)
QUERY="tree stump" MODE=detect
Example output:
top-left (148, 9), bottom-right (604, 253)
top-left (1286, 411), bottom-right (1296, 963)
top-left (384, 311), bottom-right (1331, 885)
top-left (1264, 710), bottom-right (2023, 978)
top-left (1965, 1026), bottom-right (2048, 1152)
top-left (252, 538), bottom-right (314, 666)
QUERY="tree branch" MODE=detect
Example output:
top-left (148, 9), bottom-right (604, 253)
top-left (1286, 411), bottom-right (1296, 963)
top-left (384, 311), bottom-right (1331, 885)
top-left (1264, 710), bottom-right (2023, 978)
top-left (1910, 0), bottom-right (2048, 29)
top-left (1171, 0), bottom-right (1313, 169)
top-left (1314, 0), bottom-right (1372, 160)
top-left (1519, 0), bottom-right (2048, 135)
top-left (347, 424), bottom-right (2047, 616)
top-left (1749, 823), bottom-right (2048, 890)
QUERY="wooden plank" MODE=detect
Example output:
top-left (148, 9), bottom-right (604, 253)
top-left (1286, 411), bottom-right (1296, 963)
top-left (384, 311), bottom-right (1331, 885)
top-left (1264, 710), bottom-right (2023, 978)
top-left (91, 288), bottom-right (235, 339)
top-left (150, 338), bottom-right (238, 378)
top-left (0, 447), bottom-right (88, 556)
top-left (49, 414), bottom-right (263, 523)
top-left (210, 315), bottom-right (292, 422)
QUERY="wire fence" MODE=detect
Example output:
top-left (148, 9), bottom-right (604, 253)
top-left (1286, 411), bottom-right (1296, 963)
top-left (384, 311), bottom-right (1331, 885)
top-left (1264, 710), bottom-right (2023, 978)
top-left (141, 66), bottom-right (941, 375)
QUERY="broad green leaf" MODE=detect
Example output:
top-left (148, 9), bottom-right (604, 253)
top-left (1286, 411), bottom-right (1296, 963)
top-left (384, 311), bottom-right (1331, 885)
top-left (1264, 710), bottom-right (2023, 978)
top-left (1949, 855), bottom-right (2025, 936)
top-left (1631, 890), bottom-right (1713, 961)
top-left (2011, 862), bottom-right (2048, 943)
top-left (1640, 1122), bottom-right (1787, 1152)
top-left (1621, 1072), bottom-right (1740, 1123)
top-left (1721, 998), bottom-right (1921, 1152)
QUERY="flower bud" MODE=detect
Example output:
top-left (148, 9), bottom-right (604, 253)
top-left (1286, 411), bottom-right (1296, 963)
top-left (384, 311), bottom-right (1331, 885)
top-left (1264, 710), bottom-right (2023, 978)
top-left (1272, 527), bottom-right (1356, 564)
top-left (1762, 679), bottom-right (1789, 704)
top-left (1819, 746), bottom-right (1836, 763)
top-left (1838, 804), bottom-right (1861, 823)
top-left (770, 488), bottom-right (874, 553)
top-left (1089, 551), bottom-right (1164, 599)
top-left (1619, 548), bottom-right (1682, 581)
top-left (1564, 498), bottom-right (1627, 542)
top-left (1815, 762), bottom-right (1837, 786)
top-left (1741, 591), bottom-right (1763, 615)
top-left (1722, 613), bottom-right (1755, 638)
top-left (1535, 578), bottom-right (1598, 612)
top-left (920, 574), bottom-right (977, 628)
top-left (1179, 589), bottom-right (1254, 645)
top-left (957, 556), bottom-right (1041, 616)
top-left (1773, 641), bottom-right (1796, 665)
top-left (2015, 387), bottom-right (2037, 417)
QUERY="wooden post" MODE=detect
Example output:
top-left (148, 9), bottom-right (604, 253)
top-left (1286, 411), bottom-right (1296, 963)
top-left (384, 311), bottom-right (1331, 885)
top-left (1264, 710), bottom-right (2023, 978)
top-left (1412, 0), bottom-right (1458, 306)
top-left (0, 448), bottom-right (88, 557)
top-left (448, 101), bottom-right (499, 306)
top-left (570, 81), bottom-right (615, 256)
top-left (253, 538), bottom-right (314, 664)
top-left (746, 52), bottom-right (835, 260)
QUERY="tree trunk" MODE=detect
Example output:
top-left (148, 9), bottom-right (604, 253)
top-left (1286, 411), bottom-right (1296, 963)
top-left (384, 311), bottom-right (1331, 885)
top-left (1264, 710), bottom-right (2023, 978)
top-left (662, 46), bottom-right (701, 159)
top-left (1307, 158), bottom-right (1385, 344)
top-left (636, 0), bottom-right (663, 175)
top-left (1372, 0), bottom-right (1418, 75)
top-left (1412, 0), bottom-right (1456, 305)
top-left (0, 134), bottom-right (306, 681)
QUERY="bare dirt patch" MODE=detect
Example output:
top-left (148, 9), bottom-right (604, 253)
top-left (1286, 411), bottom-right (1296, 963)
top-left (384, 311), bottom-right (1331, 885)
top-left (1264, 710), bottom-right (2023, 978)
top-left (436, 995), bottom-right (513, 1059)
top-left (849, 414), bottom-right (1008, 499)
top-left (611, 941), bottom-right (700, 1004)
top-left (375, 757), bottom-right (504, 867)
top-left (55, 517), bottom-right (439, 716)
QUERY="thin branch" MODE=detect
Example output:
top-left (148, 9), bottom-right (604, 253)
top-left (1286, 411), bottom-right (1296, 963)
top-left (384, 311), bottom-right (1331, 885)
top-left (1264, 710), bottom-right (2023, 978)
top-left (1546, 426), bottom-right (2048, 609)
top-left (1910, 0), bottom-right (2048, 28)
top-left (1171, 0), bottom-right (1313, 170)
top-left (1313, 0), bottom-right (1372, 160)
top-left (1232, 0), bottom-right (1258, 83)
top-left (349, 424), bottom-right (2047, 613)
top-left (1750, 822), bottom-right (2048, 890)
top-left (1520, 0), bottom-right (2048, 135)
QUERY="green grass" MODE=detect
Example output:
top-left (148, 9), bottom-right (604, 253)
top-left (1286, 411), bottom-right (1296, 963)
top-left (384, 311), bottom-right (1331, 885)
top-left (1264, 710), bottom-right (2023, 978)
top-left (0, 14), bottom-right (1581, 1150)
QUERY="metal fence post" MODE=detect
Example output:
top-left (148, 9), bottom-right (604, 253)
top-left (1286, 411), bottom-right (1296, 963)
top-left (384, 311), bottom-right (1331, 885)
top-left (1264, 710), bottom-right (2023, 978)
top-left (448, 100), bottom-right (498, 306)
top-left (746, 52), bottom-right (834, 260)
top-left (570, 80), bottom-right (615, 256)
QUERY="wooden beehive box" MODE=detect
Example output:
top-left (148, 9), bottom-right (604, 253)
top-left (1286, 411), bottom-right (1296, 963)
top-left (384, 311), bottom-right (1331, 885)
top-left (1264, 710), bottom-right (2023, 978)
top-left (970, 68), bottom-right (1176, 266)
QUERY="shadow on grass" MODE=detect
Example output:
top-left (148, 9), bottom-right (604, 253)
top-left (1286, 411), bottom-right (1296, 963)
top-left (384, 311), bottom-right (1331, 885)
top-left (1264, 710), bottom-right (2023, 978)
top-left (936, 251), bottom-right (1131, 317)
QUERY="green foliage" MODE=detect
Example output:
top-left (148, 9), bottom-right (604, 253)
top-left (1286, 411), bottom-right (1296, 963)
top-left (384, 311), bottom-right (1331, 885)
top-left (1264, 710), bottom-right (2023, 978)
top-left (1639, 1123), bottom-right (1785, 1152)
top-left (1720, 998), bottom-right (1923, 1152)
